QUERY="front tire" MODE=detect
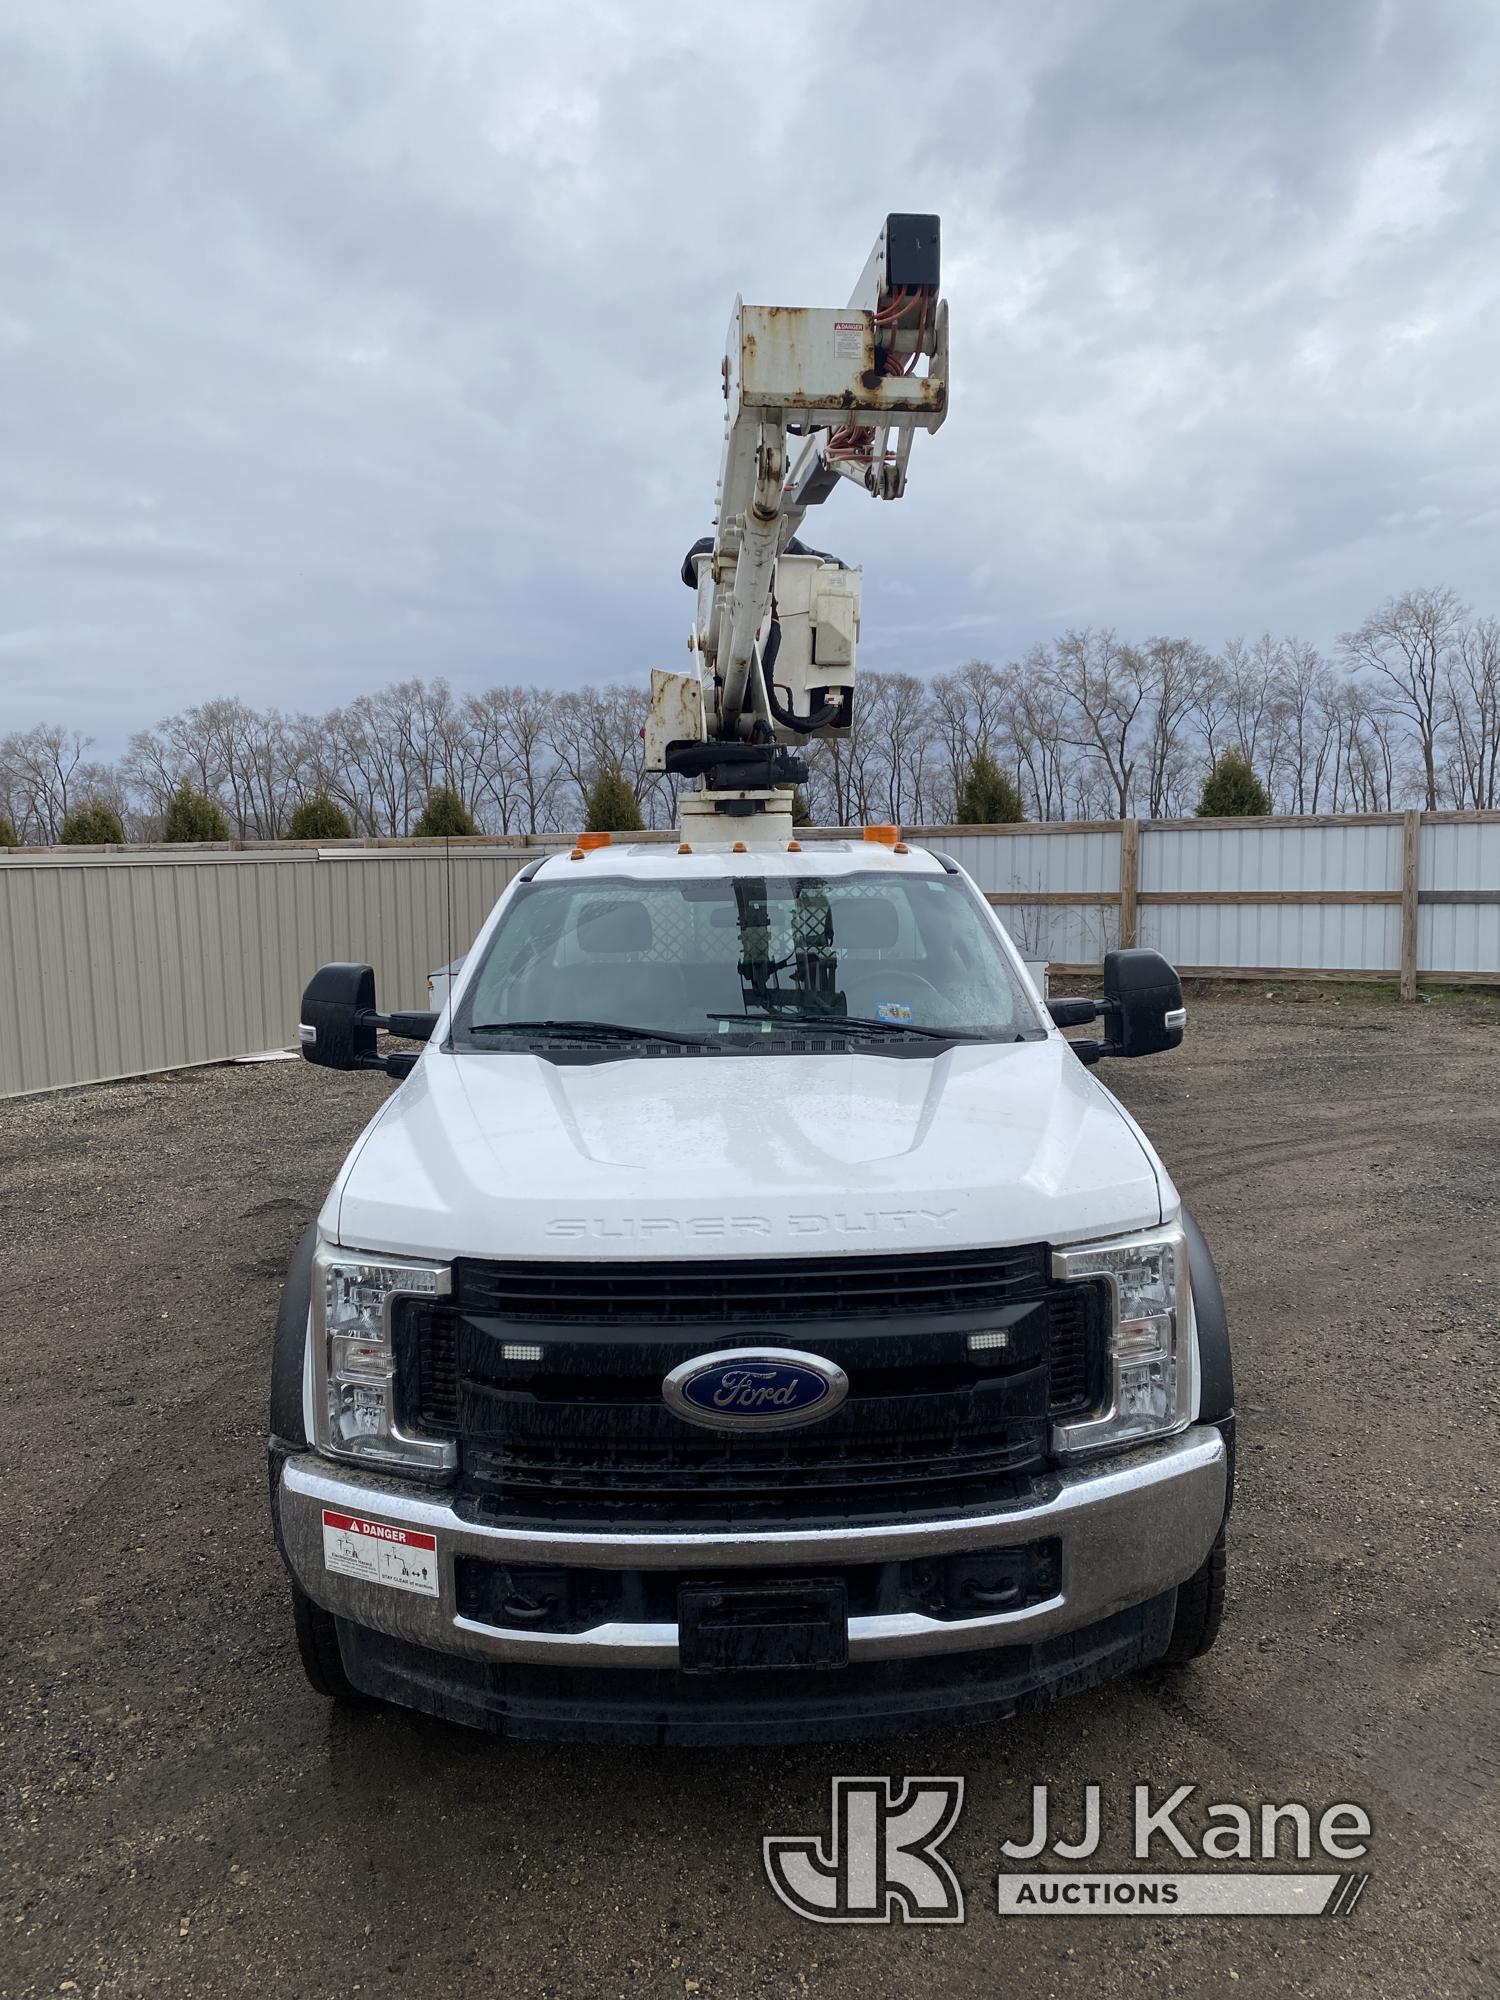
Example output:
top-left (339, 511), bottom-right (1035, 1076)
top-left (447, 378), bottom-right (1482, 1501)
top-left (290, 1584), bottom-right (360, 1699)
top-left (1161, 1527), bottom-right (1226, 1663)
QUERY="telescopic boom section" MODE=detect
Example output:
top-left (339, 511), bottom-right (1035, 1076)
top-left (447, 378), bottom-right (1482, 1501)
top-left (646, 214), bottom-right (948, 798)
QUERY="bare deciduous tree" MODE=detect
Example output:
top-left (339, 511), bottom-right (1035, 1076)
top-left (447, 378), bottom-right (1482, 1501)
top-left (0, 724), bottom-right (103, 841)
top-left (1141, 638), bottom-right (1217, 818)
top-left (1340, 587), bottom-right (1466, 810)
top-left (1275, 639), bottom-right (1337, 814)
top-left (1220, 634), bottom-right (1286, 784)
top-left (1001, 652), bottom-right (1071, 822)
top-left (1446, 616), bottom-right (1500, 810)
top-left (1048, 629), bottom-right (1152, 817)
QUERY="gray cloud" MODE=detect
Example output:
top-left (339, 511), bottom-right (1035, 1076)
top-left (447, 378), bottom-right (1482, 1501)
top-left (2, 0), bottom-right (1498, 752)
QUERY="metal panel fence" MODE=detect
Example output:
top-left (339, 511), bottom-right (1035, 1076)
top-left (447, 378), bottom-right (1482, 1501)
top-left (1417, 819), bottom-right (1500, 977)
top-left (0, 840), bottom-right (564, 1098)
top-left (2, 813), bottom-right (1497, 1097)
top-left (922, 811), bottom-right (1494, 995)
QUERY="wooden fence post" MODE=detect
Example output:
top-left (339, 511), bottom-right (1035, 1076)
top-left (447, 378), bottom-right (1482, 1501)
top-left (1400, 811), bottom-right (1421, 1001)
top-left (1119, 818), bottom-right (1140, 949)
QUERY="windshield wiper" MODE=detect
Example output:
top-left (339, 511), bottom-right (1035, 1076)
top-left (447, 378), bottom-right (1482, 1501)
top-left (708, 1011), bottom-right (996, 1044)
top-left (468, 1018), bottom-right (714, 1048)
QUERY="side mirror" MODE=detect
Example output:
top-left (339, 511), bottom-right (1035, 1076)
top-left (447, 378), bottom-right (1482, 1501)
top-left (1101, 948), bottom-right (1185, 1058)
top-left (300, 962), bottom-right (378, 1070)
top-left (298, 962), bottom-right (438, 1077)
top-left (1052, 950), bottom-right (1185, 1063)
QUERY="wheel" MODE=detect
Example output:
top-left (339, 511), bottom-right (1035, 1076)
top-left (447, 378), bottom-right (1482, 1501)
top-left (289, 1583), bottom-right (360, 1699)
top-left (1161, 1527), bottom-right (1227, 1663)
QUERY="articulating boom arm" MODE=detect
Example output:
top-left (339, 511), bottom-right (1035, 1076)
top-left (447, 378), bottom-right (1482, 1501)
top-left (646, 214), bottom-right (948, 781)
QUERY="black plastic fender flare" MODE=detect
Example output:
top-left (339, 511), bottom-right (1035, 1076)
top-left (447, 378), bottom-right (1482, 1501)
top-left (269, 1222), bottom-right (318, 1453)
top-left (1182, 1205), bottom-right (1235, 1512)
top-left (1183, 1207), bottom-right (1233, 1418)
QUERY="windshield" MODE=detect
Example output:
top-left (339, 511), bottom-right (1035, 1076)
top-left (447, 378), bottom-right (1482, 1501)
top-left (451, 869), bottom-right (1044, 1051)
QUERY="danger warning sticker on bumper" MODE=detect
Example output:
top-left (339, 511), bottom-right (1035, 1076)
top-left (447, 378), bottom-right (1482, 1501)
top-left (321, 1509), bottom-right (439, 1597)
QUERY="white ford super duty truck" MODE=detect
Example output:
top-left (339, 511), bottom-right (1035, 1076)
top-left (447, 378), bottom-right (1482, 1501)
top-left (268, 828), bottom-right (1233, 1742)
top-left (269, 213), bottom-right (1231, 1740)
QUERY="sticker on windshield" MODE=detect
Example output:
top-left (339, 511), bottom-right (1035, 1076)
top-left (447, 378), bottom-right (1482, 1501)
top-left (322, 1509), bottom-right (439, 1596)
top-left (876, 1002), bottom-right (914, 1023)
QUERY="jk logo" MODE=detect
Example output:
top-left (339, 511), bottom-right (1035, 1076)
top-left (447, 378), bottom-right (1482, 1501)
top-left (763, 1777), bottom-right (965, 1924)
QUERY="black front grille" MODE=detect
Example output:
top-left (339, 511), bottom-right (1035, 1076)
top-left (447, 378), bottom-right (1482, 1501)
top-left (451, 1245), bottom-right (1049, 1325)
top-left (397, 1251), bottom-right (1108, 1521)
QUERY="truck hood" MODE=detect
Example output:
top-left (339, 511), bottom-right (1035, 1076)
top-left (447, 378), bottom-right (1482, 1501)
top-left (331, 1039), bottom-right (1164, 1260)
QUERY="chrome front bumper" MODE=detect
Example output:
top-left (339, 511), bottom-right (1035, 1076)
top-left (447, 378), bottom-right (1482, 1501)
top-left (275, 1426), bottom-right (1226, 1669)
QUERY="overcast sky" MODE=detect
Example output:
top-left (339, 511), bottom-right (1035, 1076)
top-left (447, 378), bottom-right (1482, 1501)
top-left (3, 0), bottom-right (1498, 754)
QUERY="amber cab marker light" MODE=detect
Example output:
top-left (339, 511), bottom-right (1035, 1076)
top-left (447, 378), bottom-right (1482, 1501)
top-left (863, 824), bottom-right (900, 845)
top-left (678, 842), bottom-right (693, 854)
top-left (732, 841), bottom-right (749, 854)
top-left (568, 847), bottom-right (586, 861)
top-left (787, 840), bottom-right (802, 852)
top-left (894, 841), bottom-right (910, 853)
top-left (576, 830), bottom-right (612, 851)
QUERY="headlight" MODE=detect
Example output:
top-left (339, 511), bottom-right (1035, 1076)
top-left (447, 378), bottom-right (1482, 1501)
top-left (1051, 1224), bottom-right (1191, 1457)
top-left (310, 1243), bottom-right (456, 1475)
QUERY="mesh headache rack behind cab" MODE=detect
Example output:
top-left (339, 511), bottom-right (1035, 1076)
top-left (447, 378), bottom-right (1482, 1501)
top-left (393, 1248), bottom-right (1110, 1519)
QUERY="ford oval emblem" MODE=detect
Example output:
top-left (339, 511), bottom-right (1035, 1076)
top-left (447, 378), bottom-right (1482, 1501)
top-left (662, 1347), bottom-right (849, 1432)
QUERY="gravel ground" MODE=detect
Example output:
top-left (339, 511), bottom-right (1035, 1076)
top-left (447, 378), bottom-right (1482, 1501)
top-left (2, 998), bottom-right (1497, 1999)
